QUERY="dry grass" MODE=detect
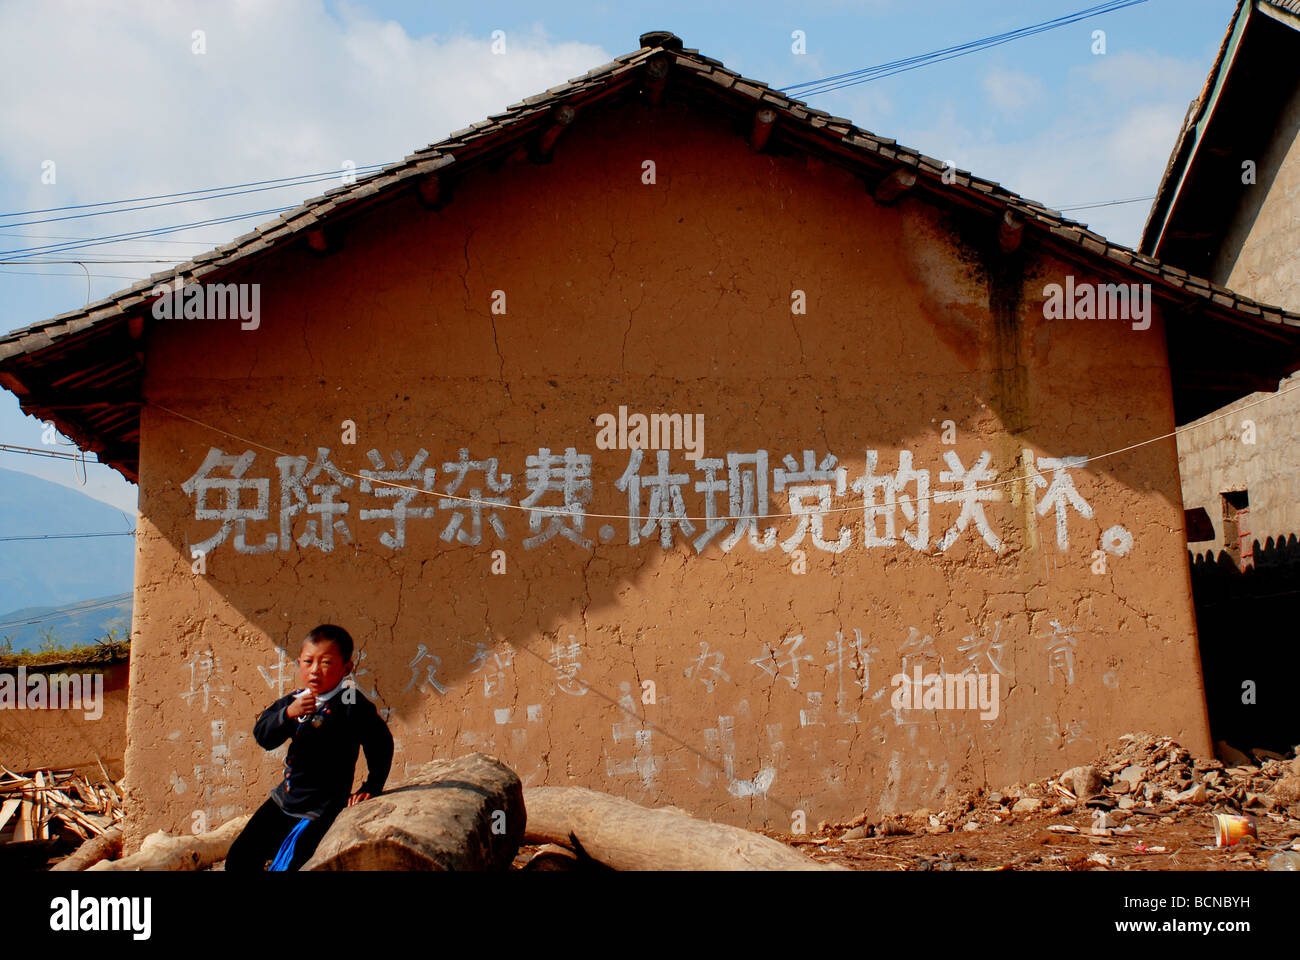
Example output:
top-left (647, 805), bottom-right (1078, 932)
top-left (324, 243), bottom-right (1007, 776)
top-left (0, 639), bottom-right (129, 669)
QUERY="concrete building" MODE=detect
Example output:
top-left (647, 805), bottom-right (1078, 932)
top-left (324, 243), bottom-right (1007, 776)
top-left (1142, 0), bottom-right (1300, 749)
top-left (5, 31), bottom-right (1300, 851)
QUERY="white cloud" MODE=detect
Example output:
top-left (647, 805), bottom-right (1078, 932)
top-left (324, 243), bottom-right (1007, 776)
top-left (1104, 104), bottom-right (1186, 179)
top-left (982, 67), bottom-right (1044, 115)
top-left (0, 0), bottom-right (609, 286)
top-left (0, 0), bottom-right (610, 508)
top-left (1071, 49), bottom-right (1207, 103)
top-left (895, 47), bottom-right (1206, 247)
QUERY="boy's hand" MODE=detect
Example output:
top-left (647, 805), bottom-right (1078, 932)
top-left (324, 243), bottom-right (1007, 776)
top-left (286, 689), bottom-right (317, 719)
top-left (347, 791), bottom-right (371, 807)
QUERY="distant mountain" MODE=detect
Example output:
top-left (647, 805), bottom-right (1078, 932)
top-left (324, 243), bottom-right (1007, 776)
top-left (0, 466), bottom-right (135, 619)
top-left (0, 593), bottom-right (132, 652)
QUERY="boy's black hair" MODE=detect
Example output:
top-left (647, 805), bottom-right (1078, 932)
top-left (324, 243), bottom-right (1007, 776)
top-left (303, 624), bottom-right (354, 662)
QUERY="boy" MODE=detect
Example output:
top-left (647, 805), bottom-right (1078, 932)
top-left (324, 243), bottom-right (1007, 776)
top-left (226, 624), bottom-right (392, 871)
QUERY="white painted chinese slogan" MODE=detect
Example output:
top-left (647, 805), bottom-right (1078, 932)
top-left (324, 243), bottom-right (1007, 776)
top-left (182, 446), bottom-right (1098, 555)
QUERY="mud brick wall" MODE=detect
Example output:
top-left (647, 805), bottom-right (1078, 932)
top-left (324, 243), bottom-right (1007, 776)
top-left (1177, 370), bottom-right (1300, 549)
top-left (1214, 75), bottom-right (1300, 313)
top-left (0, 661), bottom-right (128, 776)
top-left (121, 97), bottom-right (1210, 850)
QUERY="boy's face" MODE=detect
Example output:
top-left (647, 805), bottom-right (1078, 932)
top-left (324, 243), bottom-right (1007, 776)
top-left (297, 638), bottom-right (352, 695)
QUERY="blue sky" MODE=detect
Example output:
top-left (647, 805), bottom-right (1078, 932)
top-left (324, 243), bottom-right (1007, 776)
top-left (0, 0), bottom-right (1239, 514)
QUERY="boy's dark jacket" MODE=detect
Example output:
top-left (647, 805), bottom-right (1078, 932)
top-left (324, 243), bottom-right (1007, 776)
top-left (253, 686), bottom-right (393, 819)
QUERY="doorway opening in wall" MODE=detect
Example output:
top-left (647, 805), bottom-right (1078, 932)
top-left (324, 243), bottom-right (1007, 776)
top-left (1220, 490), bottom-right (1252, 570)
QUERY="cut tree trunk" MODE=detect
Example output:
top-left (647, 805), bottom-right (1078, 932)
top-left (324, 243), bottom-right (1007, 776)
top-left (88, 815), bottom-right (249, 871)
top-left (302, 753), bottom-right (523, 870)
top-left (522, 786), bottom-right (843, 870)
top-left (50, 827), bottom-right (123, 871)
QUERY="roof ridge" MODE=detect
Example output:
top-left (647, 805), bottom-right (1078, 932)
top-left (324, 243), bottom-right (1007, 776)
top-left (5, 29), bottom-right (1300, 349)
top-left (5, 27), bottom-right (1300, 482)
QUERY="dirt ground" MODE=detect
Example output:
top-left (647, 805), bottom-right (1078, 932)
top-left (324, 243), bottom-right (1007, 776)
top-left (511, 801), bottom-right (1300, 871)
top-left (769, 731), bottom-right (1300, 871)
top-left (511, 731), bottom-right (1300, 871)
top-left (35, 730), bottom-right (1300, 872)
top-left (772, 805), bottom-right (1300, 871)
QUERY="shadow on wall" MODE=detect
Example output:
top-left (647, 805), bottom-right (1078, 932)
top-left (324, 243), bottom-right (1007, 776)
top-left (143, 99), bottom-right (1192, 723)
top-left (1189, 534), bottom-right (1300, 753)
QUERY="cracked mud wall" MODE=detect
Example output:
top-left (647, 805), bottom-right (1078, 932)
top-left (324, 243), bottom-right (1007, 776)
top-left (0, 662), bottom-right (127, 775)
top-left (120, 98), bottom-right (1210, 850)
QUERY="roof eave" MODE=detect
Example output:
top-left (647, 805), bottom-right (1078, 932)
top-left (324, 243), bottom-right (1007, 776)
top-left (5, 30), bottom-right (1300, 467)
top-left (1140, 0), bottom-right (1254, 256)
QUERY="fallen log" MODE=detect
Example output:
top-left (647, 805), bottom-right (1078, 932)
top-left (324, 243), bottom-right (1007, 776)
top-left (88, 815), bottom-right (250, 871)
top-left (51, 827), bottom-right (123, 871)
top-left (302, 753), bottom-right (523, 870)
top-left (522, 786), bottom-right (844, 870)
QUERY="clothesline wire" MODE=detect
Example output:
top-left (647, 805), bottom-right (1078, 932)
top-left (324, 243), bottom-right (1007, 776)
top-left (147, 382), bottom-right (1300, 525)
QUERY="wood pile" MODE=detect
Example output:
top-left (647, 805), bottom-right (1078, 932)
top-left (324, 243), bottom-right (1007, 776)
top-left (47, 753), bottom-right (835, 871)
top-left (87, 816), bottom-right (245, 871)
top-left (0, 763), bottom-right (124, 846)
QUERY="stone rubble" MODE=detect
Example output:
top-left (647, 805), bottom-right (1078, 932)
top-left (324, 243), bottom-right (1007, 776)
top-left (832, 732), bottom-right (1300, 841)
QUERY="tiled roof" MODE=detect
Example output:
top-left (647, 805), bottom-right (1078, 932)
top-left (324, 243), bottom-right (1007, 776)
top-left (6, 29), bottom-right (1300, 361)
top-left (4, 29), bottom-right (1300, 479)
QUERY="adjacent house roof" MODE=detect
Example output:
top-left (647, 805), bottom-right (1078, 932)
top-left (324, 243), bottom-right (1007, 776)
top-left (1141, 0), bottom-right (1300, 271)
top-left (5, 29), bottom-right (1300, 482)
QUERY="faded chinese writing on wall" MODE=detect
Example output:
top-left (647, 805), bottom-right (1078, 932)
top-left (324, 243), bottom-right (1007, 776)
top-left (183, 445), bottom-right (1102, 556)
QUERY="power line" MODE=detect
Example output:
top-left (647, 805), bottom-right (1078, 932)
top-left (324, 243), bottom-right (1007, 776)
top-left (0, 164), bottom-right (390, 260)
top-left (782, 0), bottom-right (1150, 98)
top-left (3, 258), bottom-right (186, 264)
top-left (0, 182), bottom-right (1163, 271)
top-left (0, 443), bottom-right (107, 464)
top-left (0, 6), bottom-right (1154, 264)
top-left (1057, 195), bottom-right (1155, 212)
top-left (0, 206), bottom-right (297, 262)
top-left (0, 593), bottom-right (133, 630)
top-left (0, 532), bottom-right (134, 542)
top-left (3, 383), bottom-right (1289, 629)
top-left (0, 171), bottom-right (368, 232)
top-left (0, 195), bottom-right (1159, 263)
top-left (0, 232), bottom-right (233, 246)
top-left (0, 182), bottom-right (1163, 270)
top-left (0, 270), bottom-right (145, 281)
top-left (150, 379), bottom-right (1300, 524)
top-left (0, 164), bottom-right (389, 220)
top-left (3, 4), bottom-right (1148, 238)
